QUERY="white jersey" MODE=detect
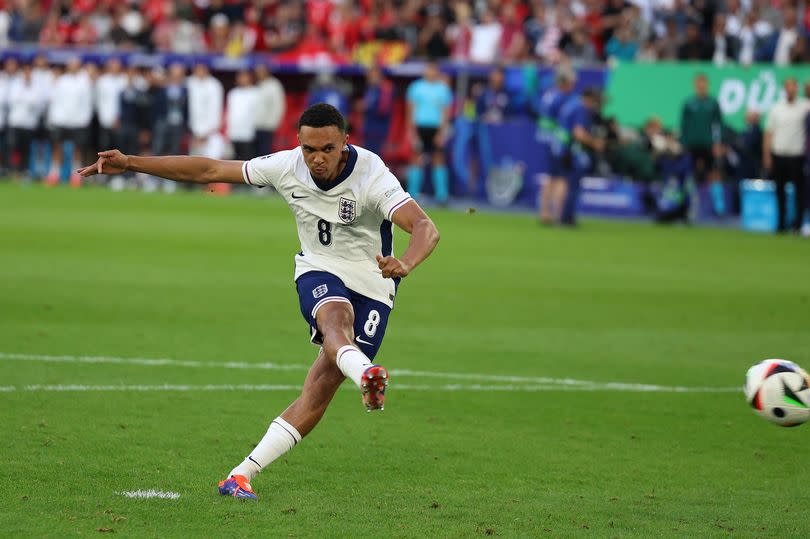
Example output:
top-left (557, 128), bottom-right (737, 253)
top-left (243, 145), bottom-right (412, 308)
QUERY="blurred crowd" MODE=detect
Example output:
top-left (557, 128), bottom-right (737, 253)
top-left (0, 55), bottom-right (286, 188)
top-left (1, 0), bottom-right (810, 65)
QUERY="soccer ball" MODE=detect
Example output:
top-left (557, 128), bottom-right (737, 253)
top-left (745, 359), bottom-right (810, 427)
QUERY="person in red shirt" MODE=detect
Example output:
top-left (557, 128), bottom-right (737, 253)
top-left (71, 14), bottom-right (99, 46)
top-left (39, 12), bottom-right (70, 46)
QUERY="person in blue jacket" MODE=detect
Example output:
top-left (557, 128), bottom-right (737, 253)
top-left (362, 65), bottom-right (394, 156)
top-left (559, 88), bottom-right (604, 226)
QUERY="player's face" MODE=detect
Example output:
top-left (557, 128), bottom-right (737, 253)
top-left (298, 126), bottom-right (349, 183)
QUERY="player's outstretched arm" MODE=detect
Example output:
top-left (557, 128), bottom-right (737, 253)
top-left (376, 200), bottom-right (439, 279)
top-left (77, 150), bottom-right (246, 184)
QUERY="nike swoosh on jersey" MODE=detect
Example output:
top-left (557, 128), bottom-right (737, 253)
top-left (356, 336), bottom-right (374, 346)
top-left (291, 192), bottom-right (307, 199)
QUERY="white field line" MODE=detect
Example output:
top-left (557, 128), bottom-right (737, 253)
top-left (119, 490), bottom-right (180, 500)
top-left (2, 383), bottom-right (741, 394)
top-left (0, 352), bottom-right (307, 371)
top-left (0, 352), bottom-right (741, 393)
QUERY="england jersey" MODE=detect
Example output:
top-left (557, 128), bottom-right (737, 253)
top-left (242, 145), bottom-right (412, 308)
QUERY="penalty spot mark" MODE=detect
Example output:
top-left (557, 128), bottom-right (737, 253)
top-left (119, 490), bottom-right (180, 500)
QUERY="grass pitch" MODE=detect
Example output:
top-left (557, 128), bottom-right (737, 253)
top-left (1, 182), bottom-right (809, 537)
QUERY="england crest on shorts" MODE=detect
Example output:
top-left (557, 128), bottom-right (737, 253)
top-left (338, 197), bottom-right (357, 224)
top-left (312, 284), bottom-right (328, 298)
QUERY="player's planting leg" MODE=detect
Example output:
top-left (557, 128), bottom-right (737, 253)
top-left (220, 350), bottom-right (346, 499)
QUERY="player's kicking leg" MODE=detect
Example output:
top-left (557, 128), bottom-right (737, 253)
top-left (218, 302), bottom-right (387, 499)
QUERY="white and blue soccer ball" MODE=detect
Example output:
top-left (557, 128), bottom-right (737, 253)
top-left (745, 359), bottom-right (810, 427)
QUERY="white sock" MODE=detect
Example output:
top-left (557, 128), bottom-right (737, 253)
top-left (229, 417), bottom-right (302, 481)
top-left (335, 345), bottom-right (372, 389)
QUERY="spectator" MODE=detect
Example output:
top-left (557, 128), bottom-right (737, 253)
top-left (470, 8), bottom-right (502, 64)
top-left (678, 22), bottom-right (713, 60)
top-left (406, 60), bottom-right (453, 204)
top-left (656, 18), bottom-right (681, 60)
top-left (152, 63), bottom-right (188, 157)
top-left (152, 2), bottom-right (180, 52)
top-left (187, 63), bottom-right (224, 155)
top-left (207, 13), bottom-right (230, 53)
top-left (500, 3), bottom-right (526, 61)
top-left (361, 65), bottom-right (394, 156)
top-left (39, 11), bottom-right (69, 46)
top-left (29, 55), bottom-right (53, 180)
top-left (71, 14), bottom-right (98, 46)
top-left (601, 0), bottom-right (630, 46)
top-left (95, 58), bottom-right (127, 152)
top-left (253, 64), bottom-right (285, 156)
top-left (559, 88), bottom-right (605, 226)
top-left (523, 1), bottom-right (546, 51)
top-left (724, 0), bottom-right (745, 37)
top-left (605, 22), bottom-right (639, 62)
top-left (711, 13), bottom-right (740, 65)
top-left (680, 73), bottom-right (724, 215)
top-left (0, 58), bottom-right (16, 175)
top-left (226, 69), bottom-right (258, 161)
top-left (475, 66), bottom-right (514, 123)
top-left (772, 6), bottom-right (799, 66)
top-left (637, 37), bottom-right (659, 62)
top-left (562, 23), bottom-right (599, 65)
top-left (536, 5), bottom-right (572, 63)
top-left (263, 2), bottom-right (304, 53)
top-left (0, 8), bottom-right (9, 49)
top-left (755, 0), bottom-right (782, 31)
top-left (447, 2), bottom-right (473, 61)
top-left (113, 66), bottom-right (147, 188)
top-left (46, 58), bottom-right (92, 186)
top-left (537, 68), bottom-right (577, 225)
top-left (418, 11), bottom-right (450, 59)
top-left (306, 72), bottom-right (351, 119)
top-left (737, 110), bottom-right (763, 182)
top-left (762, 77), bottom-right (810, 232)
top-left (737, 10), bottom-right (759, 66)
top-left (88, 4), bottom-right (112, 43)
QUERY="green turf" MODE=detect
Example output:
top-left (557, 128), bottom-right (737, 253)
top-left (1, 182), bottom-right (809, 537)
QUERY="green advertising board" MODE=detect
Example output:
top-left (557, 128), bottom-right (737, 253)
top-left (604, 62), bottom-right (810, 131)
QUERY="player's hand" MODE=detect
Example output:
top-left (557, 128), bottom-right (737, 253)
top-left (76, 150), bottom-right (130, 177)
top-left (376, 254), bottom-right (411, 279)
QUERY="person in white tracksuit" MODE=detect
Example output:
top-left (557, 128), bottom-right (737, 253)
top-left (187, 63), bottom-right (223, 157)
top-left (7, 63), bottom-right (40, 178)
top-left (95, 58), bottom-right (127, 152)
top-left (30, 55), bottom-right (54, 179)
top-left (226, 69), bottom-right (258, 161)
top-left (0, 57), bottom-right (20, 174)
top-left (46, 58), bottom-right (93, 185)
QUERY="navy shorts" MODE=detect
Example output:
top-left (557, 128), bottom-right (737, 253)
top-left (295, 271), bottom-right (392, 360)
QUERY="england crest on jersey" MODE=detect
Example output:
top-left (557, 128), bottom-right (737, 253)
top-left (338, 197), bottom-right (357, 224)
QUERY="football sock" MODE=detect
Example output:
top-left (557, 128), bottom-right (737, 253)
top-left (335, 345), bottom-right (372, 389)
top-left (433, 165), bottom-right (449, 203)
top-left (229, 417), bottom-right (301, 481)
top-left (61, 141), bottom-right (74, 183)
top-left (710, 181), bottom-right (726, 216)
top-left (407, 166), bottom-right (423, 198)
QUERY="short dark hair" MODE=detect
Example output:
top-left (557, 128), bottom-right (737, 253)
top-left (298, 103), bottom-right (346, 132)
